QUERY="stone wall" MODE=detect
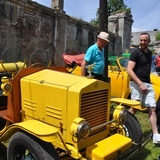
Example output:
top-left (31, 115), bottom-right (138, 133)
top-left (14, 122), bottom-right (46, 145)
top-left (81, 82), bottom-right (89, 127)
top-left (108, 12), bottom-right (133, 55)
top-left (0, 0), bottom-right (55, 65)
top-left (0, 0), bottom-right (101, 66)
top-left (0, 0), bottom-right (133, 66)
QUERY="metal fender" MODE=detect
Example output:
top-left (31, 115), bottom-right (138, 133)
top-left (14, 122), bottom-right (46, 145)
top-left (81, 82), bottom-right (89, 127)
top-left (1, 120), bottom-right (58, 143)
top-left (110, 97), bottom-right (146, 110)
top-left (111, 98), bottom-right (140, 106)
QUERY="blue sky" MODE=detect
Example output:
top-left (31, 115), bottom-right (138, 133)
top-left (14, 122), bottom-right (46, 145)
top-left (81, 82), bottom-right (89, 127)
top-left (33, 0), bottom-right (160, 32)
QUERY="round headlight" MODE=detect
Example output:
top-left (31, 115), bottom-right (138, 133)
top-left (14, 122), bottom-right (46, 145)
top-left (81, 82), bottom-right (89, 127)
top-left (70, 118), bottom-right (91, 141)
top-left (113, 105), bottom-right (129, 123)
top-left (120, 110), bottom-right (128, 123)
top-left (4, 83), bottom-right (12, 92)
top-left (77, 121), bottom-right (91, 140)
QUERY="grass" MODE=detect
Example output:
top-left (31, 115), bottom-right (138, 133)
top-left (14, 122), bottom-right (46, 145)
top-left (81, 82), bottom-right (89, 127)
top-left (130, 111), bottom-right (160, 160)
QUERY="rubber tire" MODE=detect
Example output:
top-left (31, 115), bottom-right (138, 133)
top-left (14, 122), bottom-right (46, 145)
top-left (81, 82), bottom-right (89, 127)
top-left (110, 112), bottom-right (142, 143)
top-left (7, 131), bottom-right (60, 160)
top-left (0, 142), bottom-right (7, 160)
top-left (123, 112), bottom-right (142, 143)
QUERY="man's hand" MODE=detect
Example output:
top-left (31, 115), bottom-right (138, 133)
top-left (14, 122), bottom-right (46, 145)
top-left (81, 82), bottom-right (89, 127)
top-left (139, 83), bottom-right (147, 94)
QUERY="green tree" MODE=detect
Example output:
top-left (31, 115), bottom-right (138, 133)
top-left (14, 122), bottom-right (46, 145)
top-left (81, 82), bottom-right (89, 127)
top-left (90, 0), bottom-right (131, 27)
top-left (108, 0), bottom-right (130, 15)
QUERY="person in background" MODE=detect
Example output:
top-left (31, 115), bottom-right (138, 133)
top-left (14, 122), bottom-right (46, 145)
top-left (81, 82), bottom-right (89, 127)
top-left (155, 48), bottom-right (160, 75)
top-left (127, 32), bottom-right (160, 144)
top-left (151, 49), bottom-right (157, 73)
top-left (81, 31), bottom-right (109, 81)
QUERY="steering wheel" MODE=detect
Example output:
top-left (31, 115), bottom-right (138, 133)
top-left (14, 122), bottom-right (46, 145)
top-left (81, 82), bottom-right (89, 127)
top-left (0, 46), bottom-right (26, 74)
top-left (28, 49), bottom-right (52, 68)
top-left (28, 63), bottom-right (46, 68)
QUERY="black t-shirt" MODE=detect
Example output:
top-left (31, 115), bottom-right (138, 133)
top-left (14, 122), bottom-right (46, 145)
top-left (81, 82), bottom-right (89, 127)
top-left (129, 48), bottom-right (152, 83)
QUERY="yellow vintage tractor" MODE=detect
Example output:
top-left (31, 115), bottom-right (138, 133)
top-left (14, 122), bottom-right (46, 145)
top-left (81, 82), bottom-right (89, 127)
top-left (0, 49), bottom-right (150, 160)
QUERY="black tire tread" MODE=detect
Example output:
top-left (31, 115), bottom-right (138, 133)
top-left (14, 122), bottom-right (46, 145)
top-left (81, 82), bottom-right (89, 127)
top-left (124, 112), bottom-right (142, 143)
top-left (7, 131), bottom-right (60, 160)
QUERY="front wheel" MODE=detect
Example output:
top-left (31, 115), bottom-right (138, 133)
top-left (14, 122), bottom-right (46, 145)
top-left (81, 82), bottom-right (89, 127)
top-left (110, 112), bottom-right (142, 143)
top-left (7, 131), bottom-right (60, 160)
top-left (0, 142), bottom-right (7, 159)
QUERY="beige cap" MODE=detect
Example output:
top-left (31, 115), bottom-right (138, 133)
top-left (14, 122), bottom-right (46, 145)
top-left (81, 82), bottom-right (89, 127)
top-left (97, 31), bottom-right (110, 42)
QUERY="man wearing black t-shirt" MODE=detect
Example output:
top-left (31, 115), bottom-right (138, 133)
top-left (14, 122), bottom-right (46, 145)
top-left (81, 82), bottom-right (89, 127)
top-left (127, 32), bottom-right (160, 144)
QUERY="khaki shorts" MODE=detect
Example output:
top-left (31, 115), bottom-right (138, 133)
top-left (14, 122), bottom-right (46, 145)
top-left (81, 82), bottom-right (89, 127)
top-left (129, 81), bottom-right (156, 107)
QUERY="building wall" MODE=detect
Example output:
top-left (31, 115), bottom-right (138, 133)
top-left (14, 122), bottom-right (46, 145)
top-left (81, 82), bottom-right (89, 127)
top-left (0, 0), bottom-right (100, 66)
top-left (0, 0), bottom-right (55, 65)
top-left (0, 0), bottom-right (132, 66)
top-left (131, 30), bottom-right (160, 51)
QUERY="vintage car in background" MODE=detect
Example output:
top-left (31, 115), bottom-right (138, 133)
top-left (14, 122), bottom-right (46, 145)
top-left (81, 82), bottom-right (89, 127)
top-left (0, 49), bottom-right (150, 159)
top-left (63, 53), bottom-right (160, 128)
top-left (108, 57), bottom-right (160, 105)
top-left (108, 57), bottom-right (160, 128)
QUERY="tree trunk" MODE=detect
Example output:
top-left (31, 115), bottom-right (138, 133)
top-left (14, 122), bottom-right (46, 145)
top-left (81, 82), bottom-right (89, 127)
top-left (99, 0), bottom-right (109, 82)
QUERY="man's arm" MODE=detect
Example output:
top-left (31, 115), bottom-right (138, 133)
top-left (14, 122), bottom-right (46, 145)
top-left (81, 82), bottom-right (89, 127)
top-left (127, 61), bottom-right (142, 85)
top-left (81, 59), bottom-right (88, 76)
top-left (127, 60), bottom-right (147, 93)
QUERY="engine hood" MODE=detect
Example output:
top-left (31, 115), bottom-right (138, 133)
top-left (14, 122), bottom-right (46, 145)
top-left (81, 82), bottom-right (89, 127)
top-left (21, 69), bottom-right (97, 88)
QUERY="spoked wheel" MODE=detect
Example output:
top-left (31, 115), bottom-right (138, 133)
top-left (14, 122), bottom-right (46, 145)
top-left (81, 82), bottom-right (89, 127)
top-left (110, 112), bottom-right (142, 143)
top-left (0, 46), bottom-right (26, 74)
top-left (7, 132), bottom-right (60, 160)
top-left (11, 146), bottom-right (36, 160)
top-left (28, 62), bottom-right (46, 68)
top-left (1, 46), bottom-right (24, 63)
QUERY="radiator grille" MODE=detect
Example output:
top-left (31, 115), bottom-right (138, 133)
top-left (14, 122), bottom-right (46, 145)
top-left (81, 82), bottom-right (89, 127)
top-left (80, 89), bottom-right (108, 135)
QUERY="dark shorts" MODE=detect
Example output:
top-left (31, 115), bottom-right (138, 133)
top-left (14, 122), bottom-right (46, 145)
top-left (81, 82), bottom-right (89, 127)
top-left (92, 72), bottom-right (104, 81)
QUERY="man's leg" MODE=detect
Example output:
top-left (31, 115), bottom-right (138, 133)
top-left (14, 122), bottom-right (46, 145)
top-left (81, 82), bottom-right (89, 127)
top-left (149, 107), bottom-right (160, 143)
top-left (128, 107), bottom-right (138, 115)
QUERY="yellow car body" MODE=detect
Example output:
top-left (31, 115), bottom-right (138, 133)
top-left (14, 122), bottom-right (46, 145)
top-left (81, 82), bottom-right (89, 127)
top-left (0, 50), bottom-right (151, 159)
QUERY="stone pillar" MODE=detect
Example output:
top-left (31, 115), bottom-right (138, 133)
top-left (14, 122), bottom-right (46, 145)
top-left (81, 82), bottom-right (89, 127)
top-left (108, 12), bottom-right (133, 54)
top-left (51, 0), bottom-right (64, 11)
top-left (108, 15), bottom-right (118, 34)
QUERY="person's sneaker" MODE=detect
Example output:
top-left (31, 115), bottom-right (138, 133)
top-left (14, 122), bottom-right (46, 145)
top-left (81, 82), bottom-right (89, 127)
top-left (153, 134), bottom-right (160, 144)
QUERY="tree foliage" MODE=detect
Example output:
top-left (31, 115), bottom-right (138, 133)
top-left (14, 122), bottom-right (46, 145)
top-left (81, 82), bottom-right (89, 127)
top-left (155, 31), bottom-right (160, 41)
top-left (108, 0), bottom-right (130, 15)
top-left (90, 0), bottom-right (131, 27)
